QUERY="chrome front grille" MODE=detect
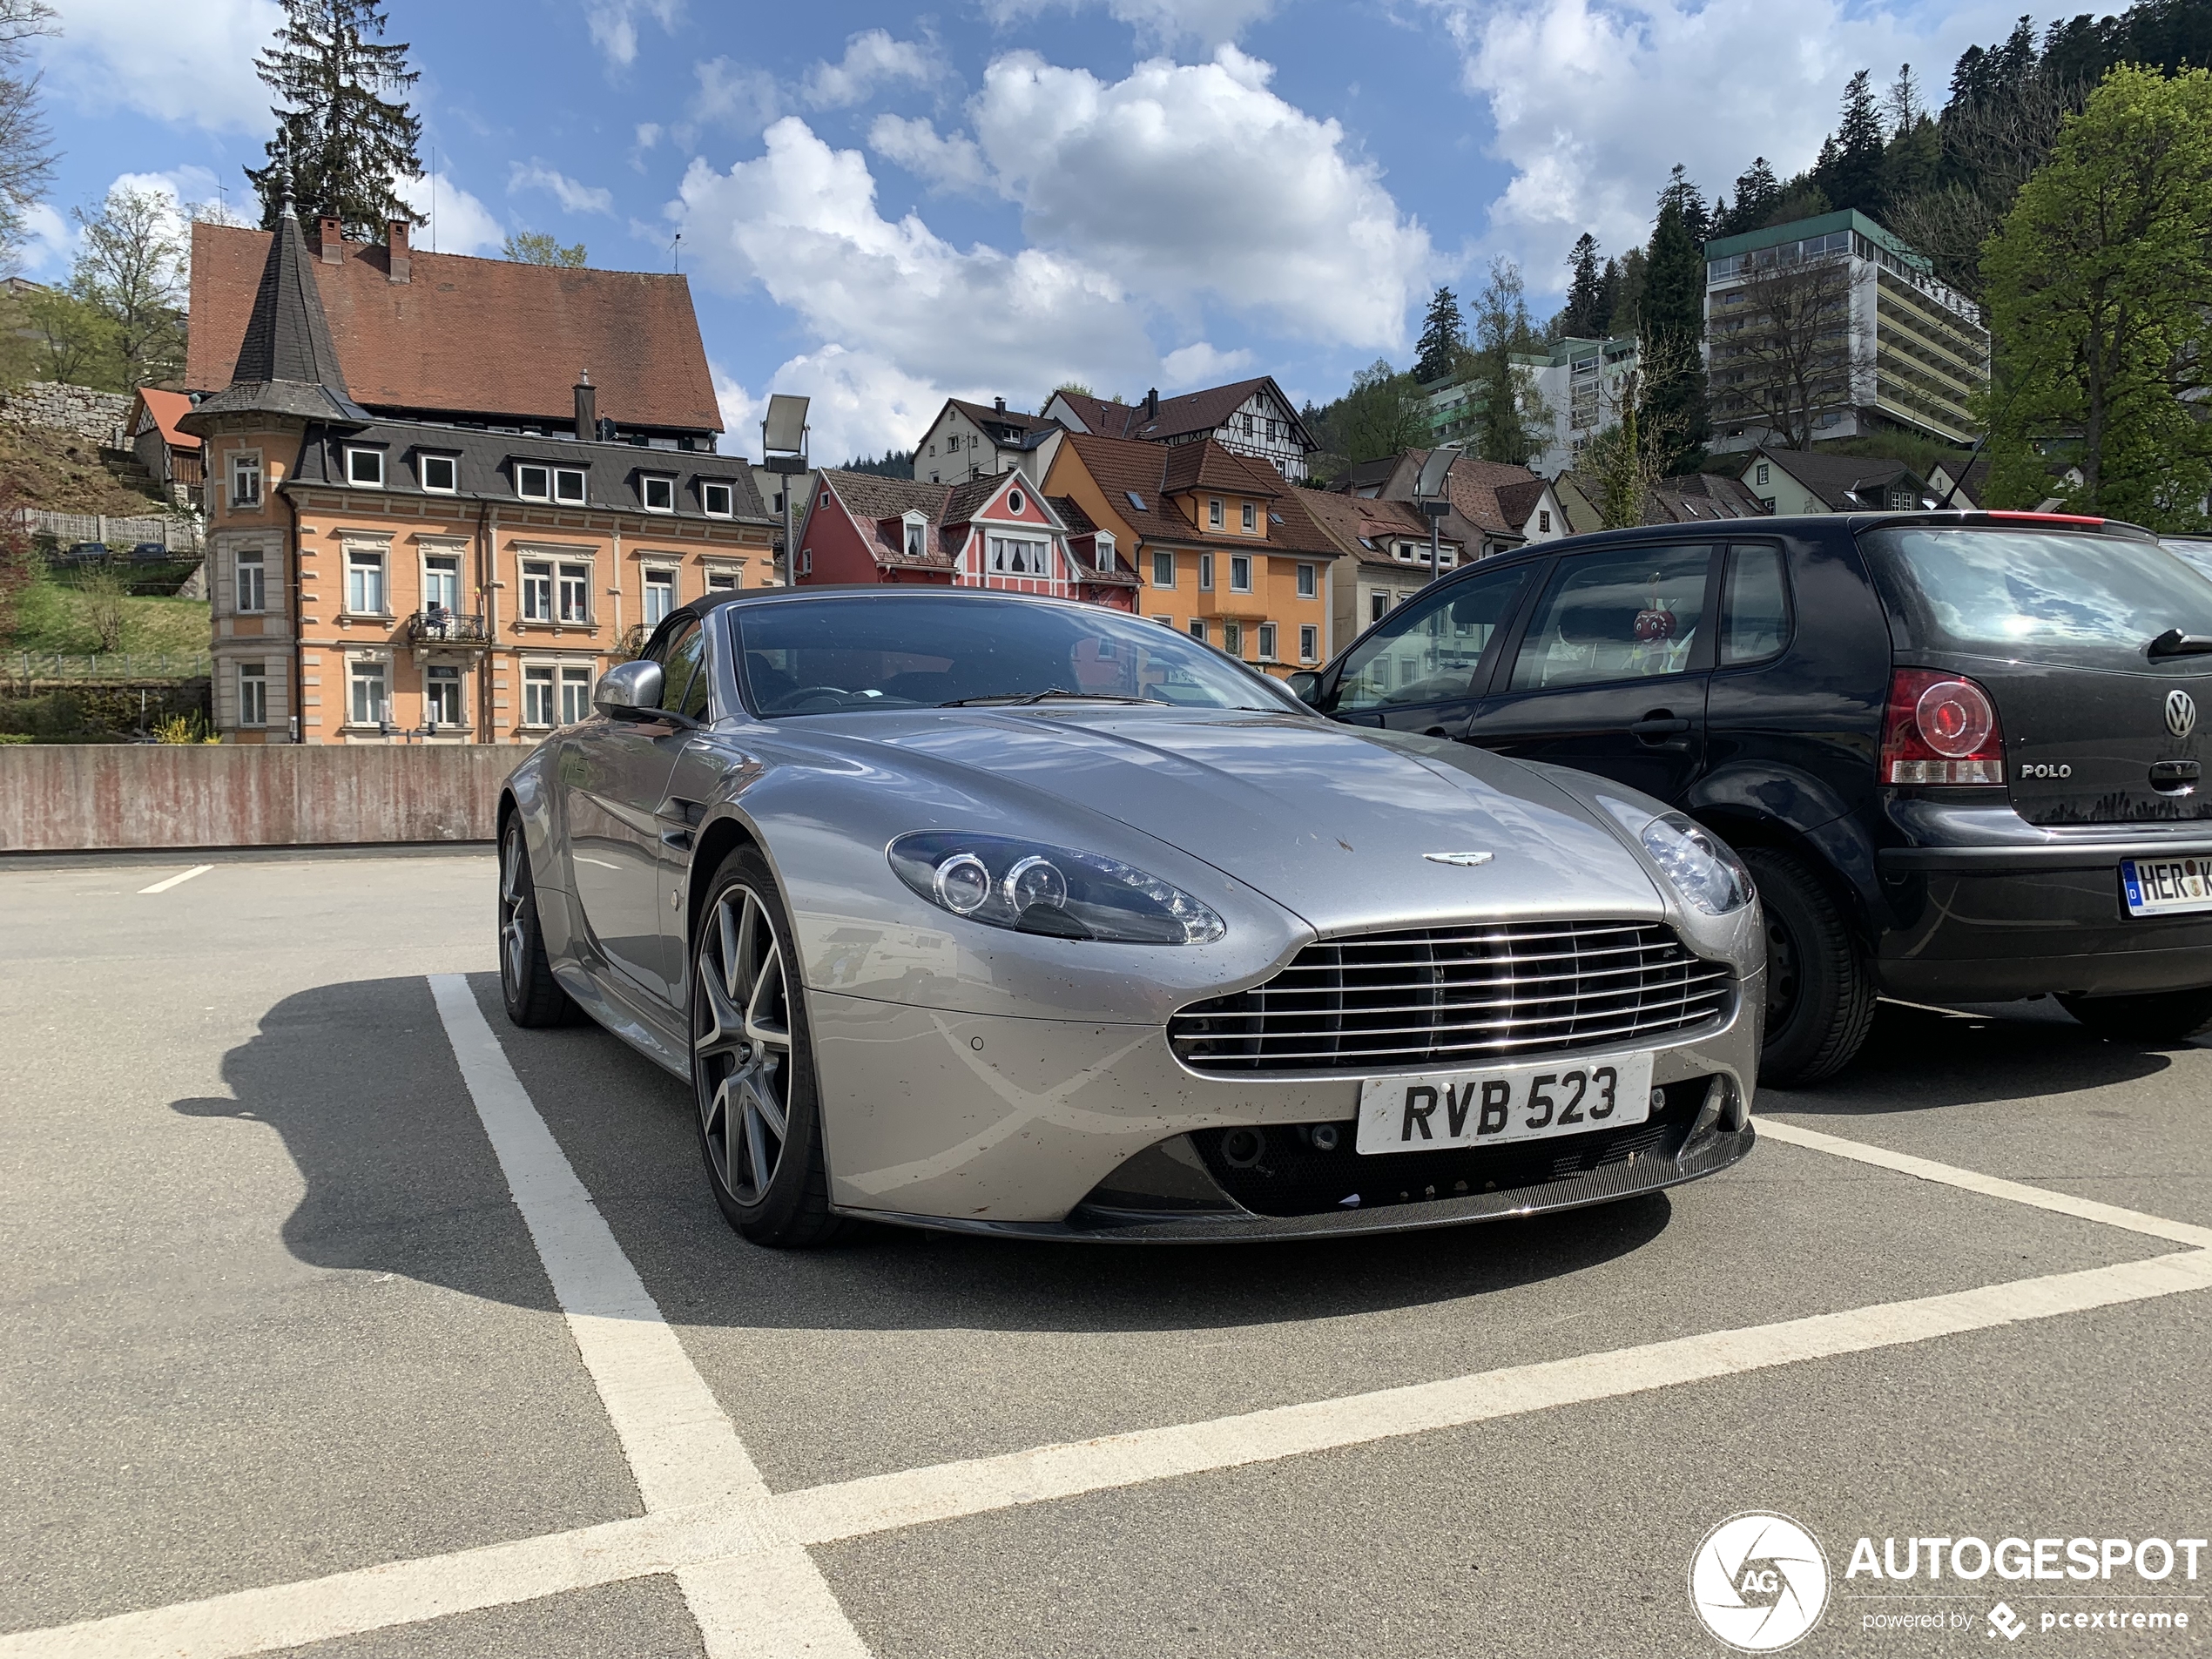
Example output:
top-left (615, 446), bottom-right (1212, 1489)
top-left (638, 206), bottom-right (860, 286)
top-left (1169, 920), bottom-right (1733, 1076)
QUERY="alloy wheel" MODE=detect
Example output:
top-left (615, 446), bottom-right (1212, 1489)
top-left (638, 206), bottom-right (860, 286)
top-left (694, 884), bottom-right (792, 1206)
top-left (499, 829), bottom-right (529, 995)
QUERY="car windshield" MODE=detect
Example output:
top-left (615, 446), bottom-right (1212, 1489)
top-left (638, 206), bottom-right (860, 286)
top-left (732, 595), bottom-right (1304, 718)
top-left (1863, 527), bottom-right (2212, 668)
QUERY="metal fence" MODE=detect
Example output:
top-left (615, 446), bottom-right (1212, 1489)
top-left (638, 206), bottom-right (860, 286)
top-left (6, 651), bottom-right (212, 684)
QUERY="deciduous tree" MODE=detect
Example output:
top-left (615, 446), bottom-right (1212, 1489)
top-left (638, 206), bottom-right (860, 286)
top-left (71, 186), bottom-right (187, 387)
top-left (0, 0), bottom-right (55, 265)
top-left (502, 231), bottom-right (586, 266)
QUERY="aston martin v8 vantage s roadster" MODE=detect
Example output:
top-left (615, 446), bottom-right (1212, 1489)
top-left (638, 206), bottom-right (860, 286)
top-left (496, 588), bottom-right (1764, 1245)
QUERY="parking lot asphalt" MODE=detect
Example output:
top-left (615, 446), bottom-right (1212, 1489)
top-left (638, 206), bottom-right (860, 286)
top-left (2, 849), bottom-right (2207, 1658)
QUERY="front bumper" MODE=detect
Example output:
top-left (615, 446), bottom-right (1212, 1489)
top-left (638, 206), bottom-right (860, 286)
top-left (807, 971), bottom-right (1763, 1238)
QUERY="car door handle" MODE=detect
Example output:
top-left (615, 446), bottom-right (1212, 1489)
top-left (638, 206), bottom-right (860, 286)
top-left (1629, 712), bottom-right (1692, 741)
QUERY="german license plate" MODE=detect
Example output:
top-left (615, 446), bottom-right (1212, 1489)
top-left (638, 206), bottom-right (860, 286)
top-left (2121, 858), bottom-right (2212, 917)
top-left (1355, 1051), bottom-right (1656, 1156)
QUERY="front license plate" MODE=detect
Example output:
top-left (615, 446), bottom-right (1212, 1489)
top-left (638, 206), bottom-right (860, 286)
top-left (1356, 1051), bottom-right (1657, 1156)
top-left (2121, 858), bottom-right (2212, 917)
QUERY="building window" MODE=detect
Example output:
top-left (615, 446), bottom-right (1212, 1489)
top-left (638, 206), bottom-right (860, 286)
top-left (705, 569), bottom-right (740, 592)
top-left (641, 475), bottom-right (675, 512)
top-left (560, 665), bottom-right (593, 725)
top-left (1298, 624), bottom-right (1319, 664)
top-left (557, 563), bottom-right (590, 623)
top-left (523, 665), bottom-right (556, 727)
top-left (989, 536), bottom-right (1047, 575)
top-left (237, 663), bottom-right (267, 726)
top-left (701, 481), bottom-right (733, 517)
top-left (1257, 622), bottom-right (1277, 661)
top-left (425, 665), bottom-right (462, 726)
top-left (1208, 498), bottom-right (1224, 529)
top-left (1224, 621), bottom-right (1244, 658)
top-left (1371, 590), bottom-right (1387, 623)
top-left (1198, 552), bottom-right (1214, 590)
top-left (1241, 502), bottom-right (1256, 532)
top-left (346, 548), bottom-right (387, 615)
top-left (1008, 489), bottom-right (1025, 514)
top-left (644, 568), bottom-right (676, 625)
top-left (555, 467), bottom-right (588, 503)
top-left (1152, 550), bottom-right (1175, 588)
top-left (1095, 532), bottom-right (1116, 572)
top-left (419, 454), bottom-right (457, 493)
top-left (1230, 554), bottom-right (1251, 592)
top-left (230, 451), bottom-right (262, 509)
top-left (235, 549), bottom-right (266, 613)
top-left (521, 561), bottom-right (554, 621)
top-left (516, 463), bottom-right (551, 500)
top-left (906, 518), bottom-right (926, 558)
top-left (346, 448), bottom-right (384, 487)
top-left (1296, 562), bottom-right (1316, 599)
top-left (349, 659), bottom-right (388, 726)
top-left (1188, 619), bottom-right (1207, 643)
top-left (1756, 462), bottom-right (1770, 487)
top-left (1539, 509), bottom-right (1552, 533)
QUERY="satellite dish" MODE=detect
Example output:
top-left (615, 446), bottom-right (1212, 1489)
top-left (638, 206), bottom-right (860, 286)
top-left (762, 394), bottom-right (810, 456)
top-left (1414, 442), bottom-right (1460, 500)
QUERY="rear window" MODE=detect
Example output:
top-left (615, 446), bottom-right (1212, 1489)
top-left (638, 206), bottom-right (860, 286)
top-left (1864, 527), bottom-right (2212, 669)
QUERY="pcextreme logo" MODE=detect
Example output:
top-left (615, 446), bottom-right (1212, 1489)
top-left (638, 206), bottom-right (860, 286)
top-left (1690, 1512), bottom-right (1831, 1652)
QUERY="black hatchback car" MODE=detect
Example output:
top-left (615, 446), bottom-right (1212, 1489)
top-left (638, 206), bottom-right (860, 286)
top-left (1290, 511), bottom-right (2212, 1084)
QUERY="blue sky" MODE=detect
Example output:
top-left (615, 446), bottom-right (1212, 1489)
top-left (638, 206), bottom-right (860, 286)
top-left (28, 0), bottom-right (2024, 462)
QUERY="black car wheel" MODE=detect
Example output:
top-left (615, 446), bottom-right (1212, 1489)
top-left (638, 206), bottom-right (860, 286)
top-left (499, 819), bottom-right (582, 1028)
top-left (690, 846), bottom-right (847, 1248)
top-left (1742, 846), bottom-right (1877, 1087)
top-left (2058, 987), bottom-right (2212, 1043)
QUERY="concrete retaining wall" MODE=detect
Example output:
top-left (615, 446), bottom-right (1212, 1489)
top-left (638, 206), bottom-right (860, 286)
top-left (0, 745), bottom-right (524, 852)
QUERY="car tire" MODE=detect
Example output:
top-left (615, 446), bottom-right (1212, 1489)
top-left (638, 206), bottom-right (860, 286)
top-left (1742, 846), bottom-right (1877, 1087)
top-left (2057, 987), bottom-right (2212, 1043)
top-left (499, 818), bottom-right (583, 1028)
top-left (690, 846), bottom-right (848, 1248)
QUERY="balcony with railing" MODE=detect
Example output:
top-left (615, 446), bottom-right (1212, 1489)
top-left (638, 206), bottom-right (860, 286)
top-left (404, 609), bottom-right (491, 655)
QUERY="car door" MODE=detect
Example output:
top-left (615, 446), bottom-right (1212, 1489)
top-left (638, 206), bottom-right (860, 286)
top-left (563, 616), bottom-right (705, 1001)
top-left (1460, 540), bottom-right (1720, 804)
top-left (1318, 557), bottom-right (1539, 737)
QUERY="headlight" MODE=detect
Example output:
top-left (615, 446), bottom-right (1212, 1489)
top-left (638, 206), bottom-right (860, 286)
top-left (888, 831), bottom-right (1226, 945)
top-left (1599, 799), bottom-right (1755, 916)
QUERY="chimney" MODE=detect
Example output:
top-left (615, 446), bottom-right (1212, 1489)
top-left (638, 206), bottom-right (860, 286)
top-left (318, 214), bottom-right (342, 264)
top-left (386, 219), bottom-right (410, 284)
top-left (994, 396), bottom-right (1006, 413)
top-left (1144, 387), bottom-right (1158, 423)
top-left (574, 371), bottom-right (597, 442)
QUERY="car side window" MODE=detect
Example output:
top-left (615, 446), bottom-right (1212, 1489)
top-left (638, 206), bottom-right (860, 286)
top-left (656, 617), bottom-right (704, 714)
top-left (1721, 544), bottom-right (1791, 665)
top-left (1508, 544), bottom-right (1713, 691)
top-left (1334, 561), bottom-right (1532, 713)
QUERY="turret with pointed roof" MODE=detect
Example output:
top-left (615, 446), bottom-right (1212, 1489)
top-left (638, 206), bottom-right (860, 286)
top-left (180, 199), bottom-right (368, 434)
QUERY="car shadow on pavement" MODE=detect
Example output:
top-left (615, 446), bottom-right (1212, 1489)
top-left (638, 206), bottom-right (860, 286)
top-left (1765, 996), bottom-right (2175, 1116)
top-left (169, 975), bottom-right (1681, 1335)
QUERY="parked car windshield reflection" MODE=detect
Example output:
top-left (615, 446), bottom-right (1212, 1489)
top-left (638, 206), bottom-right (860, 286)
top-left (732, 595), bottom-right (1304, 717)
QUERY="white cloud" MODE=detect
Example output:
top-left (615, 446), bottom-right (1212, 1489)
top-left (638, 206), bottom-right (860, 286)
top-left (42, 0), bottom-right (280, 132)
top-left (801, 29), bottom-right (943, 110)
top-left (867, 115), bottom-right (988, 194)
top-left (509, 162), bottom-right (616, 216)
top-left (1433, 0), bottom-right (2019, 287)
top-left (583, 0), bottom-right (678, 68)
top-left (1160, 341), bottom-right (1252, 386)
top-left (972, 47), bottom-right (1431, 350)
top-left (689, 57), bottom-right (781, 139)
top-left (981, 0), bottom-right (1279, 51)
top-left (677, 116), bottom-right (1151, 404)
top-left (392, 171), bottom-right (504, 257)
top-left (732, 345), bottom-right (951, 466)
top-left (14, 201), bottom-right (72, 277)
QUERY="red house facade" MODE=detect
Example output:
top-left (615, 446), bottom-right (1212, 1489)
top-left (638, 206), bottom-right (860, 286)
top-left (796, 469), bottom-right (1139, 610)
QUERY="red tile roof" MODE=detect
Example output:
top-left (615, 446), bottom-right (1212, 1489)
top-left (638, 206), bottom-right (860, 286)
top-left (132, 386), bottom-right (199, 451)
top-left (1298, 488), bottom-right (1457, 569)
top-left (1062, 432), bottom-right (1338, 557)
top-left (185, 224), bottom-right (722, 433)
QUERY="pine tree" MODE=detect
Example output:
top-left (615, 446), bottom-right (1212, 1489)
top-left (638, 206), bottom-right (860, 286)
top-left (1562, 234), bottom-right (1604, 337)
top-left (244, 0), bottom-right (422, 241)
top-left (1719, 158), bottom-right (1782, 234)
top-left (1639, 186), bottom-right (1709, 473)
top-left (1595, 257), bottom-right (1620, 337)
top-left (1885, 63), bottom-right (1925, 133)
top-left (1413, 286), bottom-right (1467, 383)
top-left (1817, 69), bottom-right (1889, 213)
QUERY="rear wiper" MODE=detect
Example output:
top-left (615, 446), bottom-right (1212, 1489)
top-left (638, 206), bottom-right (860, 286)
top-left (2148, 628), bottom-right (2212, 658)
top-left (941, 687), bottom-right (1161, 707)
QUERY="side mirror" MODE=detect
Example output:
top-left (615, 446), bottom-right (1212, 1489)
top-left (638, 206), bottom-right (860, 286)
top-left (594, 659), bottom-right (664, 718)
top-left (1285, 669), bottom-right (1323, 708)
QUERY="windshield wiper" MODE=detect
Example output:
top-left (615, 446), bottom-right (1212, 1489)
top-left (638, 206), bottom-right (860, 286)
top-left (2148, 628), bottom-right (2212, 658)
top-left (941, 687), bottom-right (1162, 707)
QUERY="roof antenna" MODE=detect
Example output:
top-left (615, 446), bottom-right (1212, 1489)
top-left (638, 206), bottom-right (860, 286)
top-left (670, 228), bottom-right (682, 273)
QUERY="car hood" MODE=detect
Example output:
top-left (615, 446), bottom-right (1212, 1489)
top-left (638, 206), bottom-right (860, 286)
top-left (786, 705), bottom-right (1665, 934)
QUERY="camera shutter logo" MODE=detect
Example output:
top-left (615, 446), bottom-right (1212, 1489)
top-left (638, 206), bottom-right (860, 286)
top-left (2168, 689), bottom-right (2197, 739)
top-left (1689, 1512), bottom-right (1831, 1652)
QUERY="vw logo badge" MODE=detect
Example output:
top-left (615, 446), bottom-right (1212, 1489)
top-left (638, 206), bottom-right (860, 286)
top-left (1689, 1512), bottom-right (1831, 1652)
top-left (2168, 689), bottom-right (2198, 739)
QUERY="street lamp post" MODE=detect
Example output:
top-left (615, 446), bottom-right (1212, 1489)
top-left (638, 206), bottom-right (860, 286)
top-left (1413, 443), bottom-right (1461, 583)
top-left (760, 395), bottom-right (811, 587)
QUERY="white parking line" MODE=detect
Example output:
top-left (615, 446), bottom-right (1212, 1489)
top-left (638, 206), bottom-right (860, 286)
top-left (425, 975), bottom-right (868, 1659)
top-left (138, 865), bottom-right (212, 894)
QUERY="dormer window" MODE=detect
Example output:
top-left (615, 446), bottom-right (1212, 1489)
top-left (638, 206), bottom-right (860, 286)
top-left (418, 454), bottom-right (457, 493)
top-left (700, 480), bottom-right (733, 517)
top-left (641, 475), bottom-right (675, 513)
top-left (554, 467), bottom-right (587, 504)
top-left (516, 462), bottom-right (551, 501)
top-left (1095, 530), bottom-right (1115, 573)
top-left (902, 511), bottom-right (927, 558)
top-left (345, 447), bottom-right (384, 488)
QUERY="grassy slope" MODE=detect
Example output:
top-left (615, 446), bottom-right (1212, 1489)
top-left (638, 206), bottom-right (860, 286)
top-left (8, 578), bottom-right (210, 657)
top-left (0, 426), bottom-right (182, 516)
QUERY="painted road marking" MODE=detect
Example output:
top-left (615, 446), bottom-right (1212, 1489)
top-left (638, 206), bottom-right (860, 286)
top-left (138, 865), bottom-right (213, 894)
top-left (10, 1061), bottom-right (2212, 1659)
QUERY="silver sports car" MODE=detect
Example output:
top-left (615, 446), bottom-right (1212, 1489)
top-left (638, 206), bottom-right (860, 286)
top-left (496, 588), bottom-right (1764, 1245)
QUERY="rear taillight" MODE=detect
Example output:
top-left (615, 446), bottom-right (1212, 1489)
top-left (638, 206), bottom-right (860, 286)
top-left (1881, 668), bottom-right (2006, 786)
